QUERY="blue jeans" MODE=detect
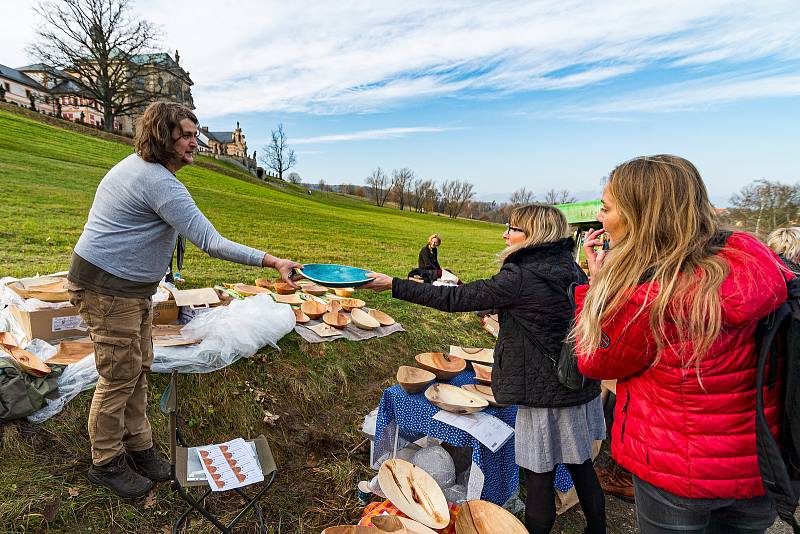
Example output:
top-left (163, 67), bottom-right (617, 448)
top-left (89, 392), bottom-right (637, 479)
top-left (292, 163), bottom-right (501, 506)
top-left (633, 476), bottom-right (777, 533)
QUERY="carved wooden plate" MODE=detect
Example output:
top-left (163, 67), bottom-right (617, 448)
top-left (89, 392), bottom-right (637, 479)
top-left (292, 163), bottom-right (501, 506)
top-left (378, 459), bottom-right (450, 529)
top-left (369, 309), bottom-right (395, 326)
top-left (461, 384), bottom-right (506, 407)
top-left (232, 283), bottom-right (271, 297)
top-left (323, 311), bottom-right (350, 329)
top-left (0, 343), bottom-right (51, 376)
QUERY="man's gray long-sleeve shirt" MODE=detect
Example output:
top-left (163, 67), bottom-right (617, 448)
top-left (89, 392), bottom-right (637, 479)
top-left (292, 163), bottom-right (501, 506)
top-left (74, 153), bottom-right (265, 282)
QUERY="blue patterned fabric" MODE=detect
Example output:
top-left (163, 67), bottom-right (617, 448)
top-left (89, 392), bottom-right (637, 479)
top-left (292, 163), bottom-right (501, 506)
top-left (374, 369), bottom-right (574, 505)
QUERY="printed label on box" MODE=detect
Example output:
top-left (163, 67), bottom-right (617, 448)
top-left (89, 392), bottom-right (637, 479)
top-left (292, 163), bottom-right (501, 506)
top-left (52, 315), bottom-right (87, 332)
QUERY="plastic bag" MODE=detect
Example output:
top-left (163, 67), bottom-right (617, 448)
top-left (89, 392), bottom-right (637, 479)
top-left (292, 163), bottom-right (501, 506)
top-left (411, 445), bottom-right (456, 489)
top-left (27, 293), bottom-right (295, 422)
top-left (443, 483), bottom-right (466, 504)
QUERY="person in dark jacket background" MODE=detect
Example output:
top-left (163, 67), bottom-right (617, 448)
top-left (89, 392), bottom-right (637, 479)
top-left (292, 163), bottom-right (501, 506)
top-left (409, 233), bottom-right (443, 283)
top-left (365, 204), bottom-right (606, 534)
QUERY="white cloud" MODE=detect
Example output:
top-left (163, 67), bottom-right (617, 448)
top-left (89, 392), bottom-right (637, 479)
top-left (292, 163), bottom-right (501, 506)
top-left (3, 0), bottom-right (800, 117)
top-left (293, 126), bottom-right (461, 144)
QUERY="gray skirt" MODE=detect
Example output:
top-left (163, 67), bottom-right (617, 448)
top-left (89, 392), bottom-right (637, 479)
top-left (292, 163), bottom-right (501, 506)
top-left (515, 395), bottom-right (606, 473)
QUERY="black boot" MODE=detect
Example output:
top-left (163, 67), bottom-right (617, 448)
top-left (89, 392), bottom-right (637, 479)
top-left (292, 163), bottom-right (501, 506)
top-left (127, 446), bottom-right (171, 482)
top-left (88, 454), bottom-right (153, 498)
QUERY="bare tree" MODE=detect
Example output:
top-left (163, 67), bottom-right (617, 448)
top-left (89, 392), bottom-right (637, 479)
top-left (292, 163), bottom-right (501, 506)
top-left (411, 179), bottom-right (438, 213)
top-left (287, 171), bottom-right (301, 184)
top-left (727, 179), bottom-right (800, 236)
top-left (365, 167), bottom-right (392, 207)
top-left (440, 179), bottom-right (476, 219)
top-left (543, 189), bottom-right (577, 205)
top-left (390, 168), bottom-right (415, 210)
top-left (261, 123), bottom-right (296, 181)
top-left (31, 0), bottom-right (170, 132)
top-left (509, 187), bottom-right (535, 205)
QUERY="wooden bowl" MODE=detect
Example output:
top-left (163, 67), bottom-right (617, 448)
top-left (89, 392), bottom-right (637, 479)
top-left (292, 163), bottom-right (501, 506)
top-left (321, 527), bottom-right (375, 534)
top-left (333, 287), bottom-right (354, 297)
top-left (472, 363), bottom-right (493, 385)
top-left (254, 278), bottom-right (274, 289)
top-left (300, 300), bottom-right (327, 320)
top-left (232, 283), bottom-right (271, 297)
top-left (461, 384), bottom-right (506, 407)
top-left (323, 311), bottom-right (350, 329)
top-left (350, 308), bottom-right (380, 330)
top-left (396, 366), bottom-right (436, 394)
top-left (415, 352), bottom-right (466, 380)
top-left (455, 500), bottom-right (527, 534)
top-left (302, 284), bottom-right (329, 296)
top-left (369, 309), bottom-right (395, 326)
top-left (328, 300), bottom-right (343, 313)
top-left (425, 383), bottom-right (488, 414)
top-left (370, 516), bottom-right (409, 533)
top-left (338, 298), bottom-right (365, 312)
top-left (293, 308), bottom-right (310, 323)
top-left (378, 459), bottom-right (450, 529)
top-left (273, 282), bottom-right (296, 295)
top-left (449, 346), bottom-right (494, 365)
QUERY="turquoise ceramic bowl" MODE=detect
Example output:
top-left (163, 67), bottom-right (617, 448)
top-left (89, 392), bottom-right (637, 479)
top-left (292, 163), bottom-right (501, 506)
top-left (298, 264), bottom-right (372, 288)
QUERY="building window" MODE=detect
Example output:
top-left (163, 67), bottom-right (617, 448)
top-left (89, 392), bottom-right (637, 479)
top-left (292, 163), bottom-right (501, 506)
top-left (3, 82), bottom-right (9, 91)
top-left (26, 89), bottom-right (32, 98)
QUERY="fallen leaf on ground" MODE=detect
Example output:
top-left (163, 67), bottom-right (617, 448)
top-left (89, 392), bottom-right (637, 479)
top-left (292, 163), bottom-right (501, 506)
top-left (263, 411), bottom-right (280, 425)
top-left (67, 487), bottom-right (79, 498)
top-left (143, 490), bottom-right (157, 509)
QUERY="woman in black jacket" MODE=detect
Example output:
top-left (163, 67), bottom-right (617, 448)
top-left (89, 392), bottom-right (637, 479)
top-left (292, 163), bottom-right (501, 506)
top-left (365, 204), bottom-right (606, 534)
top-left (410, 233), bottom-right (443, 283)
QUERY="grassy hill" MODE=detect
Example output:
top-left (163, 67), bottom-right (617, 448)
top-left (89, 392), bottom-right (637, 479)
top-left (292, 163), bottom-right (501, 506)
top-left (0, 108), bottom-right (513, 532)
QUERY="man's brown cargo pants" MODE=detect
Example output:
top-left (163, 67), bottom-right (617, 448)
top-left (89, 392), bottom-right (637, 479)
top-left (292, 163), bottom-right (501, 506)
top-left (68, 284), bottom-right (154, 466)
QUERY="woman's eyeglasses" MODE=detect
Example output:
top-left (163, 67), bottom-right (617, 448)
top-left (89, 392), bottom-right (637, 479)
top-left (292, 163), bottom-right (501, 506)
top-left (505, 223), bottom-right (524, 234)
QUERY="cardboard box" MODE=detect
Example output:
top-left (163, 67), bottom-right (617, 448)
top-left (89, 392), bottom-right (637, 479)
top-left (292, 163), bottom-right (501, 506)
top-left (152, 299), bottom-right (179, 325)
top-left (9, 304), bottom-right (87, 343)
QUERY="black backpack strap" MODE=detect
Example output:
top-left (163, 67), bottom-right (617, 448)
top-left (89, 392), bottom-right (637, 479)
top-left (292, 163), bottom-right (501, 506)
top-left (755, 295), bottom-right (800, 532)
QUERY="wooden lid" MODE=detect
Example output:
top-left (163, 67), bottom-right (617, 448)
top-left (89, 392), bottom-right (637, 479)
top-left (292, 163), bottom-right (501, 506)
top-left (350, 308), bottom-right (380, 330)
top-left (368, 309), bottom-right (395, 326)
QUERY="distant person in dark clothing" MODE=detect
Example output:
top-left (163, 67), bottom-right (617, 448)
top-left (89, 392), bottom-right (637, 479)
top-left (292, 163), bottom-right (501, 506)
top-left (767, 227), bottom-right (800, 274)
top-left (409, 233), bottom-right (442, 283)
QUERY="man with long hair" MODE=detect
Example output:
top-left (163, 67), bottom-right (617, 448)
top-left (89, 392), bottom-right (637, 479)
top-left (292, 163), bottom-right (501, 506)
top-left (67, 102), bottom-right (300, 498)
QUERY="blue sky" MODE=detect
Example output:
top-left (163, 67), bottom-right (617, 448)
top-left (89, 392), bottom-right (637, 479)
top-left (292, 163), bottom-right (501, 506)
top-left (3, 0), bottom-right (799, 205)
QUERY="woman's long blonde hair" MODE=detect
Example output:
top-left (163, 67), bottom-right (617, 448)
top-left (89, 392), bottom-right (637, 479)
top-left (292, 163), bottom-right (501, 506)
top-left (575, 155), bottom-right (728, 368)
top-left (499, 204), bottom-right (569, 261)
top-left (767, 227), bottom-right (800, 263)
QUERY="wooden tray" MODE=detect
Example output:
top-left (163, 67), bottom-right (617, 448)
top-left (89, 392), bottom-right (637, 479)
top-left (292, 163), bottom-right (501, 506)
top-left (425, 383), bottom-right (488, 414)
top-left (396, 365), bottom-right (436, 394)
top-left (231, 283), bottom-right (271, 297)
top-left (449, 346), bottom-right (494, 365)
top-left (455, 500), bottom-right (527, 534)
top-left (415, 352), bottom-right (466, 380)
top-left (301, 284), bottom-right (329, 296)
top-left (378, 459), bottom-right (450, 529)
top-left (271, 292), bottom-right (303, 305)
top-left (308, 323), bottom-right (341, 337)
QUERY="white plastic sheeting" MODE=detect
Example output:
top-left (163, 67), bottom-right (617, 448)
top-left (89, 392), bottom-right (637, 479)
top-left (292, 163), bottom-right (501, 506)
top-left (22, 294), bottom-right (295, 423)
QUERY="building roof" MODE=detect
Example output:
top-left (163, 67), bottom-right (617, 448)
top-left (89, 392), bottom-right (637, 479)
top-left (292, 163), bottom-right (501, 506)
top-left (208, 131), bottom-right (233, 143)
top-left (0, 63), bottom-right (44, 90)
top-left (16, 63), bottom-right (69, 77)
top-left (51, 78), bottom-right (94, 97)
top-left (555, 200), bottom-right (602, 224)
top-left (131, 52), bottom-right (193, 85)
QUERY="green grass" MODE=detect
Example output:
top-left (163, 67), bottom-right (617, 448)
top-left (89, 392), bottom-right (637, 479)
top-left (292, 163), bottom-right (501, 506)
top-left (0, 108), bottom-right (509, 533)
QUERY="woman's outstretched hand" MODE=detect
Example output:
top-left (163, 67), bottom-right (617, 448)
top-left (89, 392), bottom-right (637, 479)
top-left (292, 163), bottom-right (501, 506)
top-left (583, 228), bottom-right (607, 278)
top-left (362, 272), bottom-right (393, 292)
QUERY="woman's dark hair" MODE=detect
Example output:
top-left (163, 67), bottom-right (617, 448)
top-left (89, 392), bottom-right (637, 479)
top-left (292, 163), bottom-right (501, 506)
top-left (134, 102), bottom-right (198, 166)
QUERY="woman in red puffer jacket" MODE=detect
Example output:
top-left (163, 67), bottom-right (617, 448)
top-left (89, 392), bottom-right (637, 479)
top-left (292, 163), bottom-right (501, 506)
top-left (574, 155), bottom-right (792, 533)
